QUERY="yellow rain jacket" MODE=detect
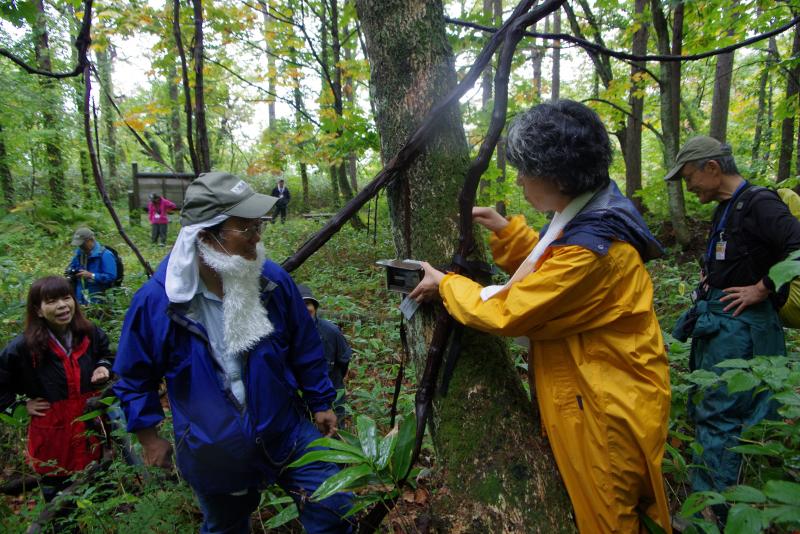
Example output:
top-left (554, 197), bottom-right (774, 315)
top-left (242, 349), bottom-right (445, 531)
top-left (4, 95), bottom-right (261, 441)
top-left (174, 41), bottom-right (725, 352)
top-left (439, 215), bottom-right (671, 533)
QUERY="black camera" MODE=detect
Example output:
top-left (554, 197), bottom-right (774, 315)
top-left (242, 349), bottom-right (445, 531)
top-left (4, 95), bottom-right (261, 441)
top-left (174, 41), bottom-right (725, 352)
top-left (64, 266), bottom-right (81, 283)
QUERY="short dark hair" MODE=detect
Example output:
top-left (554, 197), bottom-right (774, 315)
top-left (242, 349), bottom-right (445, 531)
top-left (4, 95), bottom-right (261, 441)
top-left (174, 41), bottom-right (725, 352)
top-left (24, 276), bottom-right (92, 365)
top-left (506, 100), bottom-right (612, 196)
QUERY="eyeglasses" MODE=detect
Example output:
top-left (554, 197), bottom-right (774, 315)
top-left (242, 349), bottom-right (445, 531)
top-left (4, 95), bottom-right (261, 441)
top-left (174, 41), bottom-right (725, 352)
top-left (221, 220), bottom-right (264, 239)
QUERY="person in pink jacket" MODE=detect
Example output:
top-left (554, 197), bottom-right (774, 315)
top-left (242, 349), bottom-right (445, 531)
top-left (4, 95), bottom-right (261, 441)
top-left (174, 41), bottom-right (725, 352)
top-left (148, 194), bottom-right (178, 245)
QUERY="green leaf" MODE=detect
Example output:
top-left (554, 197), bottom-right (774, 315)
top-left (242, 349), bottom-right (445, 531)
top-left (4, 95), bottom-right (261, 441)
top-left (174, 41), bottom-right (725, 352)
top-left (0, 1), bottom-right (37, 28)
top-left (74, 409), bottom-right (103, 422)
top-left (287, 449), bottom-right (365, 469)
top-left (763, 480), bottom-right (800, 505)
top-left (722, 485), bottom-right (766, 503)
top-left (768, 249), bottom-right (800, 288)
top-left (761, 504), bottom-right (800, 526)
top-left (305, 437), bottom-right (365, 457)
top-left (725, 504), bottom-right (764, 534)
top-left (264, 503), bottom-right (298, 529)
top-left (713, 359), bottom-right (753, 369)
top-left (376, 425), bottom-right (398, 470)
top-left (639, 511), bottom-right (668, 534)
top-left (311, 464), bottom-right (373, 502)
top-left (336, 429), bottom-right (361, 449)
top-left (728, 443), bottom-right (786, 458)
top-left (721, 370), bottom-right (760, 394)
top-left (356, 414), bottom-right (378, 460)
top-left (390, 415), bottom-right (416, 481)
top-left (679, 491), bottom-right (726, 517)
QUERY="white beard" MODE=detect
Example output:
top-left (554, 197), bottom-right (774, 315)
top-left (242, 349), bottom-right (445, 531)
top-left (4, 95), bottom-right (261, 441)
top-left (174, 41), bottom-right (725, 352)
top-left (197, 240), bottom-right (274, 356)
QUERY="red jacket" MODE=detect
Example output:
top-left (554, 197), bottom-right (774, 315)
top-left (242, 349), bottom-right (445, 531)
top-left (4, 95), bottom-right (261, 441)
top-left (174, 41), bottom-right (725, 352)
top-left (0, 327), bottom-right (113, 475)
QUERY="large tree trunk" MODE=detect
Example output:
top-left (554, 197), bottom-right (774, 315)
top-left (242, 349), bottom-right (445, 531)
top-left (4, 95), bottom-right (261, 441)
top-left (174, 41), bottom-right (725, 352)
top-left (777, 21), bottom-right (800, 182)
top-left (0, 123), bottom-right (13, 208)
top-left (96, 45), bottom-right (119, 188)
top-left (356, 1), bottom-right (575, 530)
top-left (651, 0), bottom-right (690, 247)
top-left (33, 0), bottom-right (66, 206)
top-left (624, 0), bottom-right (647, 212)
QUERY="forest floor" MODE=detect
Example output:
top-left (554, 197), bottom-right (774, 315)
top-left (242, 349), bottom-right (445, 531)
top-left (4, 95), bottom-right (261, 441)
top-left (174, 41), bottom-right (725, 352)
top-left (0, 203), bottom-right (796, 533)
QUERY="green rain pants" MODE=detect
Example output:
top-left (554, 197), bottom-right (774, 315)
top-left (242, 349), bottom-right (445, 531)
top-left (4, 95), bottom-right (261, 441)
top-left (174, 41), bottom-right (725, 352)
top-left (673, 288), bottom-right (783, 493)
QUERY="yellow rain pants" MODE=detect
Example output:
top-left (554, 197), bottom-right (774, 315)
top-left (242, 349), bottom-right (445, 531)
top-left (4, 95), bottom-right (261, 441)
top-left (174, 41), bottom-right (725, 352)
top-left (439, 216), bottom-right (671, 533)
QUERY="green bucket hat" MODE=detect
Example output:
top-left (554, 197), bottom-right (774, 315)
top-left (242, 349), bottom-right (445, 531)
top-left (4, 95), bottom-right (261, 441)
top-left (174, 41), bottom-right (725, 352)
top-left (664, 136), bottom-right (732, 181)
top-left (180, 172), bottom-right (278, 226)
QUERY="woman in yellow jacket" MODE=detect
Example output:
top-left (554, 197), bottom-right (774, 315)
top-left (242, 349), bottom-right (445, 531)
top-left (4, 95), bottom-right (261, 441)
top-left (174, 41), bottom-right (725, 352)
top-left (409, 100), bottom-right (671, 533)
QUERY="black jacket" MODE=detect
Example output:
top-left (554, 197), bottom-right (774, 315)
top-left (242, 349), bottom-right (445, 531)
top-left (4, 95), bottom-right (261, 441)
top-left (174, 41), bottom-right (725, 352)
top-left (0, 326), bottom-right (113, 410)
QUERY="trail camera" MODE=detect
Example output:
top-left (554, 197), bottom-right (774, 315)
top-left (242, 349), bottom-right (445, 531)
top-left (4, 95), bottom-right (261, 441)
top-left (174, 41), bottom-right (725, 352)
top-left (376, 259), bottom-right (424, 294)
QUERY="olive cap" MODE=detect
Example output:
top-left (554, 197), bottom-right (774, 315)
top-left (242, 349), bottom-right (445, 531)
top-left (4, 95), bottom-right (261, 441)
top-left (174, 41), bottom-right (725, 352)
top-left (180, 172), bottom-right (277, 225)
top-left (664, 136), bottom-right (732, 181)
top-left (71, 227), bottom-right (95, 247)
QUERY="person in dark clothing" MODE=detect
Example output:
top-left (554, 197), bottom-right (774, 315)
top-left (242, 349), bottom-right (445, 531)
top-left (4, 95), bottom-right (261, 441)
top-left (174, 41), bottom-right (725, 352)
top-left (298, 284), bottom-right (351, 421)
top-left (668, 136), bottom-right (800, 508)
top-left (270, 179), bottom-right (291, 224)
top-left (0, 276), bottom-right (113, 502)
top-left (66, 227), bottom-right (117, 305)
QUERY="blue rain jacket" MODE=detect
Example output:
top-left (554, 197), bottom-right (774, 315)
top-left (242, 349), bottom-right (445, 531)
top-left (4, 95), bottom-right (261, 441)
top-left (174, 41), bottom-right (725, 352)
top-left (68, 242), bottom-right (117, 304)
top-left (112, 256), bottom-right (335, 494)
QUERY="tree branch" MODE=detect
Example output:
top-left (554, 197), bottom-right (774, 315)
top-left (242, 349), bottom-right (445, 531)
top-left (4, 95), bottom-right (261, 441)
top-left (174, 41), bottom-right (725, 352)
top-left (444, 14), bottom-right (800, 62)
top-left (582, 97), bottom-right (664, 143)
top-left (0, 0), bottom-right (93, 79)
top-left (202, 55), bottom-right (321, 127)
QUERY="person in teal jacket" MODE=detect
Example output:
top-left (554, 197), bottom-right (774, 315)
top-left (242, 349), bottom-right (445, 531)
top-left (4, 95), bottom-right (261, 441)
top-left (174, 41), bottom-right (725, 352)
top-left (66, 228), bottom-right (117, 305)
top-left (668, 136), bottom-right (800, 522)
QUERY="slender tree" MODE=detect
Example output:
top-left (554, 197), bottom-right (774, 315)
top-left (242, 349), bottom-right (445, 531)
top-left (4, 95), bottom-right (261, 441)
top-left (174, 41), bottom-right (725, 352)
top-left (33, 0), bottom-right (67, 206)
top-left (191, 0), bottom-right (211, 172)
top-left (624, 0), bottom-right (648, 212)
top-left (651, 0), bottom-right (690, 247)
top-left (0, 123), bottom-right (13, 208)
top-left (777, 20), bottom-right (800, 182)
top-left (95, 44), bottom-right (119, 187)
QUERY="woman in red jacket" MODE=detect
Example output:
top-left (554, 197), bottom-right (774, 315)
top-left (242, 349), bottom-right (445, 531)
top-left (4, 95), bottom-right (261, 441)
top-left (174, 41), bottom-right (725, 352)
top-left (0, 276), bottom-right (113, 500)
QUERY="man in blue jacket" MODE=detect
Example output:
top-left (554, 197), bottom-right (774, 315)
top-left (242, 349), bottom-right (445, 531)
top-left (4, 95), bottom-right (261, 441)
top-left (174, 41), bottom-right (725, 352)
top-left (113, 172), bottom-right (352, 533)
top-left (66, 227), bottom-right (117, 304)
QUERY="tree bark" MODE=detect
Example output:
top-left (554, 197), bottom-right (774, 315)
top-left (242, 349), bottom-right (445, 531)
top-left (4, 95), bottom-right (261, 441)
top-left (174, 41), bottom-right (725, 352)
top-left (0, 123), bottom-right (14, 208)
top-left (191, 0), bottom-right (211, 172)
top-left (66, 2), bottom-right (92, 202)
top-left (624, 0), bottom-right (647, 212)
top-left (551, 7), bottom-right (560, 101)
top-left (777, 20), bottom-right (800, 182)
top-left (167, 60), bottom-right (186, 173)
top-left (752, 35), bottom-right (776, 166)
top-left (258, 0), bottom-right (277, 129)
top-left (33, 0), bottom-right (66, 206)
top-left (708, 1), bottom-right (738, 143)
top-left (356, 1), bottom-right (575, 530)
top-left (651, 0), bottom-right (690, 247)
top-left (95, 45), bottom-right (119, 186)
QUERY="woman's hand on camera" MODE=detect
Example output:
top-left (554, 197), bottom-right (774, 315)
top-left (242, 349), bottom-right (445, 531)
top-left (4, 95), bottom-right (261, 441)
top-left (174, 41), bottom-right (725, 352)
top-left (408, 262), bottom-right (445, 303)
top-left (472, 207), bottom-right (509, 233)
top-left (26, 398), bottom-right (51, 417)
top-left (91, 366), bottom-right (110, 384)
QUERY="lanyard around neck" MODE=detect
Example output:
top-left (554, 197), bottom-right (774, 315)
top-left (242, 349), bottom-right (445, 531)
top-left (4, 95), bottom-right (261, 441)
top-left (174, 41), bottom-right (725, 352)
top-left (706, 180), bottom-right (748, 262)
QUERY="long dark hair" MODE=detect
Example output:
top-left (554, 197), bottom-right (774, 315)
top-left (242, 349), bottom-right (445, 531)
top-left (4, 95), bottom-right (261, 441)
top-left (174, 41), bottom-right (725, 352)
top-left (24, 276), bottom-right (93, 365)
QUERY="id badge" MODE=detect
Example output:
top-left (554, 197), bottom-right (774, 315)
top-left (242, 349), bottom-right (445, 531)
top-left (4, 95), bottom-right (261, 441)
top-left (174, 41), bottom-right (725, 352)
top-left (715, 240), bottom-right (727, 260)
